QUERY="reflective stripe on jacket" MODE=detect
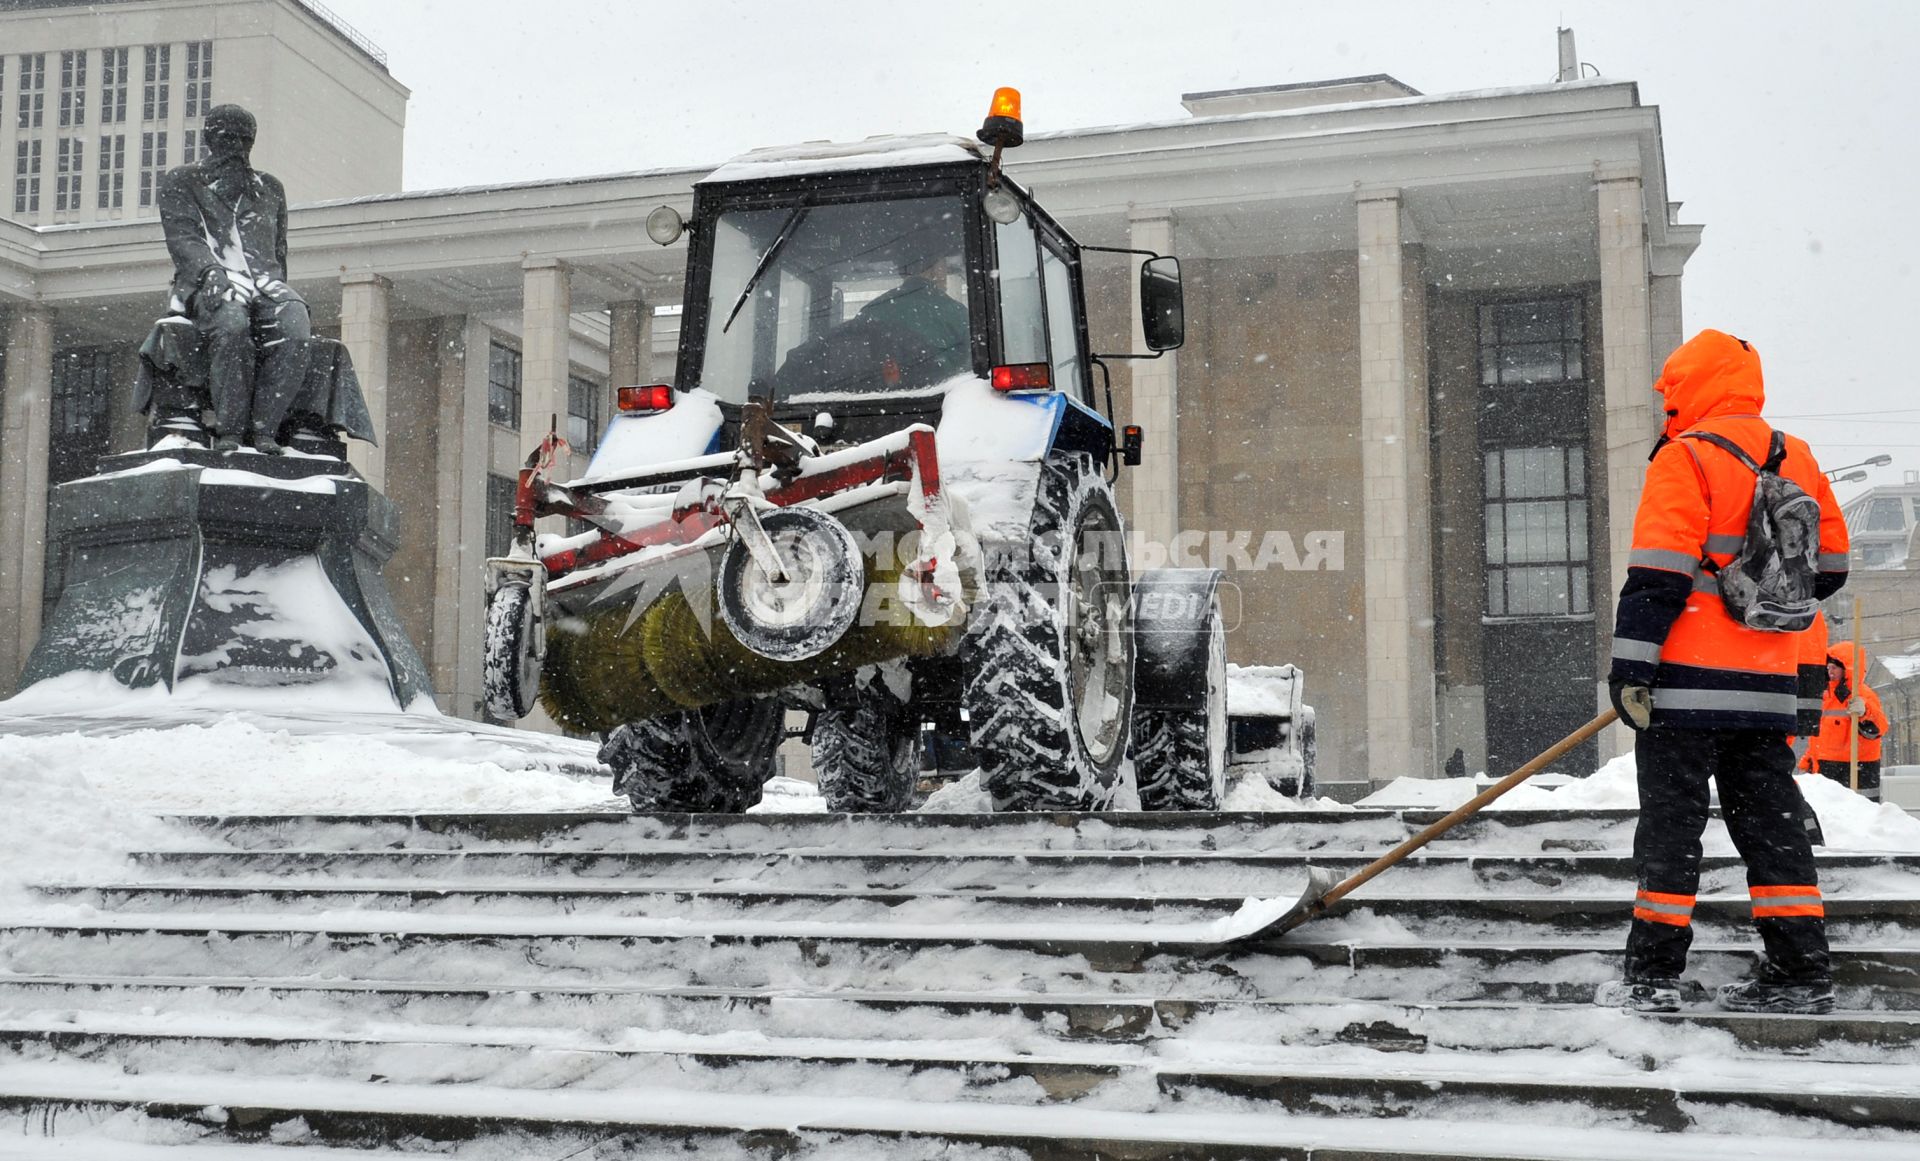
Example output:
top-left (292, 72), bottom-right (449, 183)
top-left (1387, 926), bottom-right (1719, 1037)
top-left (1608, 330), bottom-right (1849, 731)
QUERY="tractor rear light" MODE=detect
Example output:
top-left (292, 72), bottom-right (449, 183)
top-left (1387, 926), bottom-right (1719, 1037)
top-left (1122, 425), bottom-right (1144, 466)
top-left (617, 384), bottom-right (674, 413)
top-left (991, 363), bottom-right (1051, 393)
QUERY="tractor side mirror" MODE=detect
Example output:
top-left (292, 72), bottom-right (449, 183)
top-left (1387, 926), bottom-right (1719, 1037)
top-left (1140, 256), bottom-right (1184, 352)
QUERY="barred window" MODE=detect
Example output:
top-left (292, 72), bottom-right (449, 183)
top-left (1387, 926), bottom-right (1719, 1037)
top-left (13, 138), bottom-right (41, 215)
top-left (485, 474), bottom-right (519, 559)
top-left (1478, 298), bottom-right (1584, 387)
top-left (487, 342), bottom-right (522, 430)
top-left (17, 53), bottom-right (46, 130)
top-left (97, 133), bottom-right (125, 210)
top-left (138, 130), bottom-right (167, 209)
top-left (58, 50), bottom-right (86, 127)
top-left (184, 41), bottom-right (212, 118)
top-left (100, 48), bottom-right (128, 124)
top-left (567, 374), bottom-right (604, 454)
top-left (1485, 445), bottom-right (1590, 618)
top-left (184, 128), bottom-right (203, 163)
top-left (142, 45), bottom-right (169, 122)
top-left (54, 137), bottom-right (84, 213)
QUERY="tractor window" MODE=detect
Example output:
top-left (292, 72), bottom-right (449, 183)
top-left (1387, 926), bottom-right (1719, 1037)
top-left (1040, 244), bottom-right (1085, 398)
top-left (698, 193), bottom-right (972, 404)
top-left (995, 213), bottom-right (1046, 366)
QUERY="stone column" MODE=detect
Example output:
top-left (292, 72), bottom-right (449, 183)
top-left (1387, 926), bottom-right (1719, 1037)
top-left (608, 299), bottom-right (650, 388)
top-left (1126, 209), bottom-right (1178, 550)
top-left (431, 317), bottom-right (492, 718)
top-left (1356, 189), bottom-right (1422, 783)
top-left (520, 257), bottom-right (571, 457)
top-left (0, 305), bottom-right (57, 691)
top-left (340, 272), bottom-right (392, 490)
top-left (1596, 166), bottom-right (1655, 756)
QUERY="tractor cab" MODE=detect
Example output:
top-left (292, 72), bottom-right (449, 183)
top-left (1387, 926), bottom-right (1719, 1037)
top-left (650, 137), bottom-right (1107, 453)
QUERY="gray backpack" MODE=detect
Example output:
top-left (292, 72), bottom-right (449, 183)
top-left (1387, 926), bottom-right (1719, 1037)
top-left (1683, 430), bottom-right (1821, 633)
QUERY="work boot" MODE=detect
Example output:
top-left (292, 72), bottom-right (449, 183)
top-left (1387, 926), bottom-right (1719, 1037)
top-left (1593, 978), bottom-right (1682, 1013)
top-left (1715, 977), bottom-right (1835, 1015)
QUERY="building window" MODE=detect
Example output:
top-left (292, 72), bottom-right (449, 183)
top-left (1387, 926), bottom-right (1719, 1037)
top-left (57, 50), bottom-right (86, 127)
top-left (17, 53), bottom-right (46, 130)
top-left (49, 347), bottom-right (115, 487)
top-left (184, 128), bottom-right (205, 163)
top-left (485, 473), bottom-right (518, 560)
top-left (54, 137), bottom-right (84, 214)
top-left (1862, 497), bottom-right (1908, 532)
top-left (567, 374), bottom-right (604, 454)
top-left (184, 41), bottom-right (212, 118)
top-left (142, 44), bottom-right (170, 122)
top-left (1485, 445), bottom-right (1590, 618)
top-left (487, 342), bottom-right (523, 429)
top-left (100, 48), bottom-right (128, 124)
top-left (97, 133), bottom-right (125, 209)
top-left (13, 138), bottom-right (41, 215)
top-left (1479, 298), bottom-right (1584, 387)
top-left (138, 130), bottom-right (167, 208)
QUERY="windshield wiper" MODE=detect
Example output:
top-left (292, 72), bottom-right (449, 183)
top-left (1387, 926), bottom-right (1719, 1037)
top-left (722, 203), bottom-right (810, 334)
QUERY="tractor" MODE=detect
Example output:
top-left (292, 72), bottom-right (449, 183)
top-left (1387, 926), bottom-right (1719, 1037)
top-left (482, 90), bottom-right (1228, 814)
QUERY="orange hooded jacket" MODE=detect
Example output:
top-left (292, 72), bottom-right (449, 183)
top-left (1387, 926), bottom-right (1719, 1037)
top-left (1607, 330), bottom-right (1849, 731)
top-left (1805, 640), bottom-right (1888, 765)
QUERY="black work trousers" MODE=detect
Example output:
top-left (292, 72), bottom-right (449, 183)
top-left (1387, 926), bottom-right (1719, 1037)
top-left (1627, 726), bottom-right (1830, 984)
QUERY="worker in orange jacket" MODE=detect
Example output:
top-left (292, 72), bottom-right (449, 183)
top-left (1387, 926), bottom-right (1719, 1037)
top-left (1802, 640), bottom-right (1889, 800)
top-left (1599, 330), bottom-right (1849, 1016)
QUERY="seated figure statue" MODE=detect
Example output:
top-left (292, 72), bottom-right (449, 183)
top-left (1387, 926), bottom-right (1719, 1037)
top-left (135, 103), bottom-right (374, 457)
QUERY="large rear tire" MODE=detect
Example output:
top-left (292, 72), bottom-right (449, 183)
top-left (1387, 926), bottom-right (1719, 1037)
top-left (812, 671), bottom-right (921, 814)
top-left (963, 455), bottom-right (1133, 812)
top-left (1132, 586), bottom-right (1228, 811)
top-left (601, 697), bottom-right (784, 813)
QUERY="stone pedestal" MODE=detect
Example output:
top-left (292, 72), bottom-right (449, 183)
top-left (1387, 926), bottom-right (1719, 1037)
top-left (24, 449), bottom-right (433, 708)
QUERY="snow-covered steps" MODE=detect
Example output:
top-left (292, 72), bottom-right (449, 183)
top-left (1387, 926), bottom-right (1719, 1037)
top-left (7, 806), bottom-right (1920, 1158)
top-left (166, 808), bottom-right (1643, 854)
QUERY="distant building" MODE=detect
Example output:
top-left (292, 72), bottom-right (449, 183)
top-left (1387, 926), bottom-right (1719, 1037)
top-left (0, 0), bottom-right (405, 227)
top-left (1842, 474), bottom-right (1920, 571)
top-left (1, 4), bottom-right (1705, 785)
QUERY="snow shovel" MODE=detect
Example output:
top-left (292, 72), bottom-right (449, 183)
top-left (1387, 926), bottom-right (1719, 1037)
top-left (1218, 707), bottom-right (1620, 948)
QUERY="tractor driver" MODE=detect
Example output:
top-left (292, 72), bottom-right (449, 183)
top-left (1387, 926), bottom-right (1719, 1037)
top-left (849, 247), bottom-right (971, 388)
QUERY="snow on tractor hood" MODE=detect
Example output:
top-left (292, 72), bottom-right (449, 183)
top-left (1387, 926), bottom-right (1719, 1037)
top-left (701, 134), bottom-right (985, 184)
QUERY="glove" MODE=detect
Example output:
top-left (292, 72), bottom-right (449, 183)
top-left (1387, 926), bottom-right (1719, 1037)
top-left (1848, 697), bottom-right (1866, 717)
top-left (1609, 679), bottom-right (1653, 731)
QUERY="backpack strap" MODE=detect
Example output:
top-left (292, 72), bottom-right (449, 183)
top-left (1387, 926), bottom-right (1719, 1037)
top-left (1680, 430), bottom-right (1767, 475)
top-left (1764, 429), bottom-right (1789, 473)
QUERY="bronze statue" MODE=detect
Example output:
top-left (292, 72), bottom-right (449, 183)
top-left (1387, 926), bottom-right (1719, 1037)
top-left (137, 103), bottom-right (374, 457)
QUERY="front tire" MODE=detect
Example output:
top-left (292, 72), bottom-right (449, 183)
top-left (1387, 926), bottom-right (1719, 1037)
top-left (963, 455), bottom-right (1133, 812)
top-left (1132, 587), bottom-right (1228, 811)
top-left (812, 672), bottom-right (922, 813)
top-left (482, 582), bottom-right (539, 720)
top-left (602, 697), bottom-right (785, 813)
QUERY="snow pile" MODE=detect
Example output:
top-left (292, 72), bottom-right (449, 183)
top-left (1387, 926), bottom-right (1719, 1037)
top-left (0, 747), bottom-right (179, 903)
top-left (748, 776), bottom-right (830, 814)
top-left (919, 769), bottom-right (992, 813)
top-left (7, 667), bottom-right (417, 718)
top-left (0, 714), bottom-right (616, 817)
top-left (1225, 663), bottom-right (1303, 719)
top-left (936, 376), bottom-right (1058, 463)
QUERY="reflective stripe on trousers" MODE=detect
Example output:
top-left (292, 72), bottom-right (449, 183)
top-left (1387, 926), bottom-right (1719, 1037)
top-left (1751, 884), bottom-right (1825, 920)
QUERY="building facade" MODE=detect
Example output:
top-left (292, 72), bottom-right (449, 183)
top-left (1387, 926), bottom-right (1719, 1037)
top-left (2, 0), bottom-right (405, 228)
top-left (0, 2), bottom-right (1704, 785)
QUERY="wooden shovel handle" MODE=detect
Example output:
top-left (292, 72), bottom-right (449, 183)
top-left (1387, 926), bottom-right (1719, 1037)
top-left (1316, 708), bottom-right (1622, 913)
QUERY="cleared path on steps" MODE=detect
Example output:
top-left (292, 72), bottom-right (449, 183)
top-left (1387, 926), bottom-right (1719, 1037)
top-left (3, 806), bottom-right (1919, 1159)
